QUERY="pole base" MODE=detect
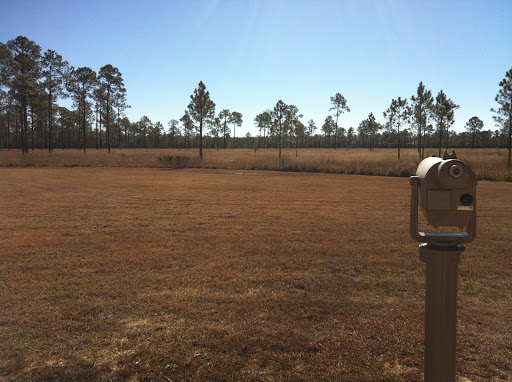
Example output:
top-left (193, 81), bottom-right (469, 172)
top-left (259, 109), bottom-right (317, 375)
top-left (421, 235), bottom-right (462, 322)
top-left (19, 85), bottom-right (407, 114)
top-left (419, 243), bottom-right (464, 382)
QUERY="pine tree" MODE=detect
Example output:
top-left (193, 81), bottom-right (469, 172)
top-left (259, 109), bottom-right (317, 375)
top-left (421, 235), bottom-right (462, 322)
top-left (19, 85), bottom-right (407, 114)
top-left (433, 91), bottom-right (459, 156)
top-left (98, 64), bottom-right (124, 153)
top-left (383, 96), bottom-right (408, 159)
top-left (491, 68), bottom-right (512, 169)
top-left (187, 81), bottom-right (215, 159)
top-left (67, 67), bottom-right (96, 152)
top-left (329, 93), bottom-right (350, 149)
top-left (410, 82), bottom-right (433, 158)
top-left (2, 36), bottom-right (42, 154)
top-left (464, 116), bottom-right (484, 148)
top-left (41, 49), bottom-right (69, 152)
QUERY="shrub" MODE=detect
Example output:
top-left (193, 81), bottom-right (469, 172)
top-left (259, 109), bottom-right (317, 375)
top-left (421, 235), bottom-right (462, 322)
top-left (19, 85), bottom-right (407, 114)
top-left (158, 155), bottom-right (190, 168)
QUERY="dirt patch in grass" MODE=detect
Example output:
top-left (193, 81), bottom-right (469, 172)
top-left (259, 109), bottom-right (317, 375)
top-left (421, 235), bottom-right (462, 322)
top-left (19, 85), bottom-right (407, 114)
top-left (0, 168), bottom-right (510, 381)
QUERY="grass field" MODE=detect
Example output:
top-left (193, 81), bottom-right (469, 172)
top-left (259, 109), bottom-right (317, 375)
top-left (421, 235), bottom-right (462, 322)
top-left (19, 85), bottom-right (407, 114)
top-left (1, 167), bottom-right (511, 381)
top-left (1, 148), bottom-right (511, 181)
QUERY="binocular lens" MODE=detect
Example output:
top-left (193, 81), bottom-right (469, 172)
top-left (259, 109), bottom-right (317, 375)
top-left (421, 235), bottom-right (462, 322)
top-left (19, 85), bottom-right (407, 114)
top-left (449, 165), bottom-right (463, 177)
top-left (460, 194), bottom-right (473, 206)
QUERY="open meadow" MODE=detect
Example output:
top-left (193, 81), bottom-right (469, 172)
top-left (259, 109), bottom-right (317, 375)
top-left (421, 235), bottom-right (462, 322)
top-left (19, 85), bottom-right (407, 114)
top-left (1, 166), bottom-right (511, 381)
top-left (0, 148), bottom-right (511, 181)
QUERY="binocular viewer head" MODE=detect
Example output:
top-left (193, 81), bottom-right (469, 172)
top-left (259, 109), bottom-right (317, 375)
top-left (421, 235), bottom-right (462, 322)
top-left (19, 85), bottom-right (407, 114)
top-left (410, 151), bottom-right (477, 245)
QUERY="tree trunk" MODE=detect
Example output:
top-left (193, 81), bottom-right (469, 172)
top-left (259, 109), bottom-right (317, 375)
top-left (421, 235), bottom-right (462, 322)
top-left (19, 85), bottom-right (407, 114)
top-left (438, 120), bottom-right (443, 157)
top-left (117, 110), bottom-right (121, 149)
top-left (508, 119), bottom-right (511, 170)
top-left (38, 119), bottom-right (42, 150)
top-left (335, 114), bottom-right (339, 149)
top-left (83, 99), bottom-right (87, 153)
top-left (95, 107), bottom-right (99, 149)
top-left (22, 99), bottom-right (28, 154)
top-left (6, 107), bottom-right (11, 149)
top-left (199, 119), bottom-right (203, 159)
top-left (31, 105), bottom-right (34, 151)
top-left (398, 125), bottom-right (401, 160)
top-left (48, 83), bottom-right (53, 152)
top-left (508, 97), bottom-right (512, 170)
top-left (44, 119), bottom-right (48, 150)
top-left (418, 123), bottom-right (422, 159)
top-left (278, 124), bottom-right (282, 159)
top-left (106, 87), bottom-right (111, 153)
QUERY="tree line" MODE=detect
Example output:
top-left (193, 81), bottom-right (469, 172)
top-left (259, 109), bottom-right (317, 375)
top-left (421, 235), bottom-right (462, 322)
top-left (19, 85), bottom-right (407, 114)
top-left (0, 36), bottom-right (129, 154)
top-left (1, 37), bottom-right (511, 167)
top-left (254, 77), bottom-right (511, 167)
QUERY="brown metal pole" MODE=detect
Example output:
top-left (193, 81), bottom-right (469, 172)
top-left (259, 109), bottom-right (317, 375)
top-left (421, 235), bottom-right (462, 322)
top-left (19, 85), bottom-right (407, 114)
top-left (419, 243), bottom-right (464, 382)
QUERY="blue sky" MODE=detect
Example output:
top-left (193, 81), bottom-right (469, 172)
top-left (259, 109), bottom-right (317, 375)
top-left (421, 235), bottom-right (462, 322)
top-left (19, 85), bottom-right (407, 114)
top-left (1, 0), bottom-right (511, 136)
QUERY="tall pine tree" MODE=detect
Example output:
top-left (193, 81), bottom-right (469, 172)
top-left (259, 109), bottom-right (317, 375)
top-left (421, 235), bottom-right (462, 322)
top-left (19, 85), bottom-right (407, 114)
top-left (187, 81), bottom-right (215, 159)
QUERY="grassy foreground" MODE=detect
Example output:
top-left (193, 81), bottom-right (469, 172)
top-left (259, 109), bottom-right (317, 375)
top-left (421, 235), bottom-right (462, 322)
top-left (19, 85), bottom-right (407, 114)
top-left (1, 167), bottom-right (510, 381)
top-left (1, 147), bottom-right (511, 181)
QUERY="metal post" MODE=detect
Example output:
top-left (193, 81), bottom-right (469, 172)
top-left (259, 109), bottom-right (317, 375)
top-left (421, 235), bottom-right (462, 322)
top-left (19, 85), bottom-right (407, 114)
top-left (419, 243), bottom-right (464, 382)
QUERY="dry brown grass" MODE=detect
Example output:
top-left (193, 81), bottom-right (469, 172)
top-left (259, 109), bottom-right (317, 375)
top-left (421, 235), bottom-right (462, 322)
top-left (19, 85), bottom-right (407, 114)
top-left (1, 147), bottom-right (511, 181)
top-left (0, 168), bottom-right (511, 381)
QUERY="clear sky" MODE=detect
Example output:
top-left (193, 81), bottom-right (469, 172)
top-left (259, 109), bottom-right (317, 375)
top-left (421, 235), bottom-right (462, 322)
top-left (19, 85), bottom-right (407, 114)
top-left (1, 0), bottom-right (511, 137)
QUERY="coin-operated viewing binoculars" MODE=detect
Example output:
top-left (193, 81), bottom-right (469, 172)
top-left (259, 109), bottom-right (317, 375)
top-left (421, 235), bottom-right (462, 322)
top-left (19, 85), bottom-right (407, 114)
top-left (410, 150), bottom-right (476, 245)
top-left (410, 150), bottom-right (477, 382)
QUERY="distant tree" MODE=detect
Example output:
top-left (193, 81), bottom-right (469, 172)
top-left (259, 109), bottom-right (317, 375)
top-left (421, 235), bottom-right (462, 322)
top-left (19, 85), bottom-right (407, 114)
top-left (383, 96), bottom-right (408, 159)
top-left (0, 42), bottom-right (9, 82)
top-left (433, 90), bottom-right (459, 156)
top-left (285, 105), bottom-right (301, 149)
top-left (2, 36), bottom-right (42, 154)
top-left (28, 92), bottom-right (46, 150)
top-left (244, 132), bottom-right (254, 148)
top-left (336, 126), bottom-right (346, 148)
top-left (480, 129), bottom-right (493, 148)
top-left (410, 81), bottom-right (433, 158)
top-left (294, 120), bottom-right (306, 148)
top-left (330, 93), bottom-right (350, 149)
top-left (254, 111), bottom-right (272, 149)
top-left (153, 121), bottom-right (164, 148)
top-left (322, 115), bottom-right (335, 147)
top-left (271, 100), bottom-right (287, 158)
top-left (359, 113), bottom-right (381, 150)
top-left (464, 116), bottom-right (484, 148)
top-left (307, 119), bottom-right (316, 147)
top-left (118, 117), bottom-right (131, 148)
top-left (187, 81), bottom-right (216, 159)
top-left (167, 119), bottom-right (180, 148)
top-left (367, 113), bottom-right (382, 151)
top-left (113, 92), bottom-right (129, 148)
top-left (138, 115), bottom-right (151, 148)
top-left (218, 109), bottom-right (231, 149)
top-left (98, 64), bottom-right (125, 152)
top-left (211, 117), bottom-right (220, 150)
top-left (180, 111), bottom-right (195, 148)
top-left (92, 84), bottom-right (105, 149)
top-left (491, 68), bottom-right (512, 169)
top-left (67, 67), bottom-right (96, 152)
top-left (41, 49), bottom-right (69, 152)
top-left (0, 87), bottom-right (14, 149)
top-left (230, 111), bottom-right (243, 148)
top-left (347, 127), bottom-right (355, 148)
top-left (57, 106), bottom-right (75, 149)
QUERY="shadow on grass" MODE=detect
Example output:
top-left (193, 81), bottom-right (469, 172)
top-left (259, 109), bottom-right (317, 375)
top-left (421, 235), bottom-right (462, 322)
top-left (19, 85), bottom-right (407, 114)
top-left (25, 361), bottom-right (101, 382)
